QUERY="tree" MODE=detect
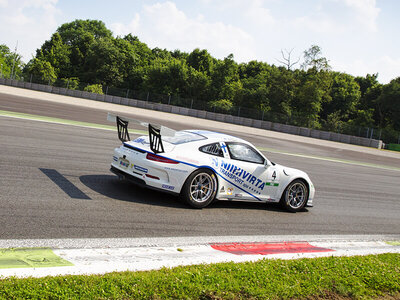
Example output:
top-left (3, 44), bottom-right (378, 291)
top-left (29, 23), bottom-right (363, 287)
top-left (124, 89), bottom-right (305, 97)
top-left (267, 66), bottom-right (298, 121)
top-left (83, 37), bottom-right (126, 86)
top-left (277, 48), bottom-right (300, 70)
top-left (376, 77), bottom-right (400, 130)
top-left (187, 48), bottom-right (214, 75)
top-left (323, 72), bottom-right (361, 121)
top-left (301, 45), bottom-right (330, 71)
top-left (210, 54), bottom-right (239, 102)
top-left (144, 57), bottom-right (190, 95)
top-left (23, 57), bottom-right (56, 84)
top-left (38, 32), bottom-right (70, 77)
top-left (0, 44), bottom-right (23, 79)
top-left (56, 19), bottom-right (113, 77)
top-left (354, 73), bottom-right (382, 127)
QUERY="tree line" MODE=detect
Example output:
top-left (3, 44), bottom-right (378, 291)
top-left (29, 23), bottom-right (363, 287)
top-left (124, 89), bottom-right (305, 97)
top-left (1, 19), bottom-right (399, 143)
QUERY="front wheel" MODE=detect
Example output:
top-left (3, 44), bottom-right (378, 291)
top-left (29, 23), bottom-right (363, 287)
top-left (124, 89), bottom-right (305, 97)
top-left (181, 169), bottom-right (217, 208)
top-left (280, 179), bottom-right (308, 212)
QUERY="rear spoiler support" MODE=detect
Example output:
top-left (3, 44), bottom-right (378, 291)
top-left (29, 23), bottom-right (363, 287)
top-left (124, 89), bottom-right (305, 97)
top-left (107, 113), bottom-right (176, 154)
top-left (116, 116), bottom-right (130, 142)
top-left (148, 124), bottom-right (164, 154)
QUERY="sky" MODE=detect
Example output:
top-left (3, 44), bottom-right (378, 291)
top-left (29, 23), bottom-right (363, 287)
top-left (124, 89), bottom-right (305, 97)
top-left (0, 0), bottom-right (399, 84)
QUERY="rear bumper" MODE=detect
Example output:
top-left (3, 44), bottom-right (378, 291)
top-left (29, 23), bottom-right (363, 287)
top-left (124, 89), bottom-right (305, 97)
top-left (110, 166), bottom-right (146, 187)
top-left (110, 166), bottom-right (179, 196)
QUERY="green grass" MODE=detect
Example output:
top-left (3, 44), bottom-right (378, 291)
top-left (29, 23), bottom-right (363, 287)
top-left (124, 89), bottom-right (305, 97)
top-left (0, 254), bottom-right (399, 299)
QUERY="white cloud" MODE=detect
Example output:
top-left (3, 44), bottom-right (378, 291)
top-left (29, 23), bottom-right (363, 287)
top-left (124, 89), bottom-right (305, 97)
top-left (293, 14), bottom-right (343, 34)
top-left (333, 55), bottom-right (400, 84)
top-left (0, 0), bottom-right (60, 61)
top-left (244, 0), bottom-right (275, 26)
top-left (340, 0), bottom-right (380, 32)
top-left (110, 14), bottom-right (140, 37)
top-left (291, 0), bottom-right (380, 35)
top-left (112, 1), bottom-right (255, 61)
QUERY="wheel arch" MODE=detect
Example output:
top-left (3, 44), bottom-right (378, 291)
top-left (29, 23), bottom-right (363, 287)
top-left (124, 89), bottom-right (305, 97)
top-left (180, 166), bottom-right (219, 195)
top-left (280, 176), bottom-right (310, 201)
top-left (179, 166), bottom-right (219, 208)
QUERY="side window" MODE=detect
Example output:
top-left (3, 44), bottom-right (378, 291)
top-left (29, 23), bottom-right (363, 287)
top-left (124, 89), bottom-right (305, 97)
top-left (226, 142), bottom-right (264, 164)
top-left (199, 143), bottom-right (224, 157)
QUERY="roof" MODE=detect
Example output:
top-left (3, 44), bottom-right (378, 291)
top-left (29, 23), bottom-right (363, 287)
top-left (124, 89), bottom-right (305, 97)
top-left (185, 130), bottom-right (243, 142)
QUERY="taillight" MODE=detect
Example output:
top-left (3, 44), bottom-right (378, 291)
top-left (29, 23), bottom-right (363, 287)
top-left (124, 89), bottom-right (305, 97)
top-left (146, 153), bottom-right (179, 164)
top-left (145, 174), bottom-right (160, 180)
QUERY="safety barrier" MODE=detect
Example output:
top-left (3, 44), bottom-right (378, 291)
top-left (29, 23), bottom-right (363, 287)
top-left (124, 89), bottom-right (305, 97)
top-left (0, 78), bottom-right (383, 149)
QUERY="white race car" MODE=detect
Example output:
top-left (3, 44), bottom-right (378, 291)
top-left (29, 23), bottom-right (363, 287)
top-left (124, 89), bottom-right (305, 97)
top-left (108, 113), bottom-right (315, 212)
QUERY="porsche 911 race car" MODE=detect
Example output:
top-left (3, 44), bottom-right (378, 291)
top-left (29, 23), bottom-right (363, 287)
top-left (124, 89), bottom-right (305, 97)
top-left (108, 113), bottom-right (315, 212)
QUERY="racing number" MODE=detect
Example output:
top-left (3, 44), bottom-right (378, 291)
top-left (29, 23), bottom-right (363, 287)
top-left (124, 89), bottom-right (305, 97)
top-left (272, 171), bottom-right (276, 181)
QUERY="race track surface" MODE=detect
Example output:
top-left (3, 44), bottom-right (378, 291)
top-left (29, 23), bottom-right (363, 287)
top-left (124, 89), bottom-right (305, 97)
top-left (1, 91), bottom-right (400, 239)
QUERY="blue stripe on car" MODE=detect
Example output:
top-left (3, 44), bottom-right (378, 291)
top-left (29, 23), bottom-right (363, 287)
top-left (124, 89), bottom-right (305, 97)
top-left (122, 143), bottom-right (262, 201)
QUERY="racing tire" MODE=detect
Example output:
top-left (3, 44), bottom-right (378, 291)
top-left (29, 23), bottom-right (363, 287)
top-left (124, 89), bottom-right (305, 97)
top-left (280, 179), bottom-right (308, 213)
top-left (181, 169), bottom-right (217, 209)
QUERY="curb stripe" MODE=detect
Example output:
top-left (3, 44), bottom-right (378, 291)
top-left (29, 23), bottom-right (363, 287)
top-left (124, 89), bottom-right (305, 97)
top-left (211, 242), bottom-right (334, 255)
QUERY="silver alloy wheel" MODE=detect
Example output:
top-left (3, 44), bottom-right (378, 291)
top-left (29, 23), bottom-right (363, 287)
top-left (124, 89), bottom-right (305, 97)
top-left (189, 172), bottom-right (214, 203)
top-left (286, 181), bottom-right (307, 209)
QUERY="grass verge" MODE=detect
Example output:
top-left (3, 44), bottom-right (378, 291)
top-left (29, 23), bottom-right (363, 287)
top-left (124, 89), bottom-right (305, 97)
top-left (0, 253), bottom-right (399, 299)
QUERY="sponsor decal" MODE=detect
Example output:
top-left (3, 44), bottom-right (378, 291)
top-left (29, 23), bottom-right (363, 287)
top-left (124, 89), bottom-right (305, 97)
top-left (119, 158), bottom-right (130, 168)
top-left (266, 182), bottom-right (279, 187)
top-left (220, 186), bottom-right (225, 193)
top-left (227, 187), bottom-right (234, 195)
top-left (134, 137), bottom-right (147, 144)
top-left (164, 167), bottom-right (188, 173)
top-left (210, 157), bottom-right (219, 168)
top-left (133, 165), bottom-right (148, 173)
top-left (219, 160), bottom-right (265, 195)
top-left (234, 193), bottom-right (242, 198)
top-left (162, 184), bottom-right (175, 190)
top-left (113, 156), bottom-right (118, 162)
top-left (220, 142), bottom-right (230, 158)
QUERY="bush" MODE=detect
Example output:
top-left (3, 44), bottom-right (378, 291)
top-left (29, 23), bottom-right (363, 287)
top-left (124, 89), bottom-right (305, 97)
top-left (84, 84), bottom-right (103, 94)
top-left (60, 77), bottom-right (80, 90)
top-left (208, 99), bottom-right (233, 113)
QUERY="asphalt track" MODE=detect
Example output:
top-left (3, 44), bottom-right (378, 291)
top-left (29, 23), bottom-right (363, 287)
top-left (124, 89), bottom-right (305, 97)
top-left (0, 89), bottom-right (400, 239)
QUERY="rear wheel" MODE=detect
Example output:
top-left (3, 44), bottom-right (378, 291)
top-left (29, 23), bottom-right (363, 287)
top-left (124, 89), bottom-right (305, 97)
top-left (281, 179), bottom-right (308, 212)
top-left (181, 169), bottom-right (217, 208)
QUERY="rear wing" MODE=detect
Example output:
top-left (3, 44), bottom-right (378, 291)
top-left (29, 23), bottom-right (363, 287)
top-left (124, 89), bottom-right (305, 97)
top-left (107, 113), bottom-right (176, 154)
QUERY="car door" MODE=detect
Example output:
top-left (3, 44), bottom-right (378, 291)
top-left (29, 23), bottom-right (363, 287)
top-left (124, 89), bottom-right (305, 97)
top-left (220, 142), bottom-right (279, 202)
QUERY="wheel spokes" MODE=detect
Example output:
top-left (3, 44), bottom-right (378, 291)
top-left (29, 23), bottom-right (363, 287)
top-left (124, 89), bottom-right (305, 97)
top-left (288, 183), bottom-right (306, 208)
top-left (189, 173), bottom-right (214, 202)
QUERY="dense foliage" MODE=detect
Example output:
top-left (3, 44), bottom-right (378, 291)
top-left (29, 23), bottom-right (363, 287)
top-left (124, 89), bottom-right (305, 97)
top-left (2, 19), bottom-right (399, 142)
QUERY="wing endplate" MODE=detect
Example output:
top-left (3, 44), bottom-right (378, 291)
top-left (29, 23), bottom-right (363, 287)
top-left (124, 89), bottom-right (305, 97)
top-left (116, 116), bottom-right (130, 142)
top-left (148, 124), bottom-right (164, 154)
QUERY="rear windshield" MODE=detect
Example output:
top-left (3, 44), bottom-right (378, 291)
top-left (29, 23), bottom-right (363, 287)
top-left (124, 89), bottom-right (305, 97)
top-left (163, 131), bottom-right (207, 145)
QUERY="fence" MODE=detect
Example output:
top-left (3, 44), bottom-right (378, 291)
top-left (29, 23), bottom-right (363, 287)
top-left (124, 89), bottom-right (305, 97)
top-left (0, 76), bottom-right (389, 149)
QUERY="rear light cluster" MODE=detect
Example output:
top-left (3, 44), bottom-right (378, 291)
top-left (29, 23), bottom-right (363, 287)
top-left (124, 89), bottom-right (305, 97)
top-left (146, 153), bottom-right (179, 164)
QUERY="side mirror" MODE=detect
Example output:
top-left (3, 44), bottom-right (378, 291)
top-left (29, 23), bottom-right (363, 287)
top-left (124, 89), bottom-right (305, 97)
top-left (264, 159), bottom-right (270, 169)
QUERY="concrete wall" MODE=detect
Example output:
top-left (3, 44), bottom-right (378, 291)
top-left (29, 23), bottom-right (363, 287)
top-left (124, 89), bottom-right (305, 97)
top-left (0, 78), bottom-right (383, 149)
